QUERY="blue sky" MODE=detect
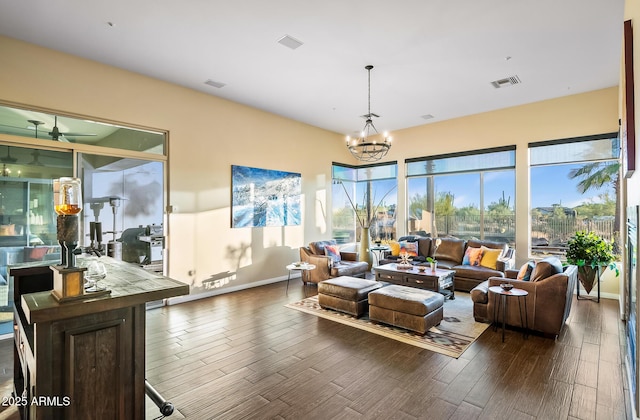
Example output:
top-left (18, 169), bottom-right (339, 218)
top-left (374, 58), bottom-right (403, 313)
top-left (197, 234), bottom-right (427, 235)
top-left (530, 164), bottom-right (613, 208)
top-left (406, 165), bottom-right (613, 210)
top-left (335, 164), bottom-right (614, 212)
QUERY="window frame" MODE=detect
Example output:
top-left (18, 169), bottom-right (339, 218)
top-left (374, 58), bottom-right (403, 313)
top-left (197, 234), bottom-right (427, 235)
top-left (405, 146), bottom-right (516, 243)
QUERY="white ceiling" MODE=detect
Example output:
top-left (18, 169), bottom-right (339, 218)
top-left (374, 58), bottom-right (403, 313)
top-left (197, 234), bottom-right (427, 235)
top-left (0, 0), bottom-right (626, 137)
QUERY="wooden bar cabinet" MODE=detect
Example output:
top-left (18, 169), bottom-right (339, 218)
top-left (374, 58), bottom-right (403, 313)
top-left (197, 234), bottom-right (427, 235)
top-left (10, 257), bottom-right (189, 419)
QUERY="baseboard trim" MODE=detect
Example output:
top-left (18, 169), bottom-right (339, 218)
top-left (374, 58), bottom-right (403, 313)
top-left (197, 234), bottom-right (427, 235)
top-left (573, 287), bottom-right (619, 301)
top-left (165, 273), bottom-right (297, 306)
top-left (165, 276), bottom-right (621, 306)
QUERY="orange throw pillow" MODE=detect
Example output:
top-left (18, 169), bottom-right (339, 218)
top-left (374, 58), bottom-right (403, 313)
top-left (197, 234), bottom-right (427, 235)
top-left (462, 247), bottom-right (483, 266)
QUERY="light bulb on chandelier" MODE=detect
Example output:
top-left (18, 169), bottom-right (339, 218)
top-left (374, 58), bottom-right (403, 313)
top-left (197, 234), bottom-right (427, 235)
top-left (346, 65), bottom-right (392, 162)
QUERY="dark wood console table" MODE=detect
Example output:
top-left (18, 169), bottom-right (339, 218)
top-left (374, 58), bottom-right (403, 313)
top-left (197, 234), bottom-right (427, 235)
top-left (10, 257), bottom-right (189, 419)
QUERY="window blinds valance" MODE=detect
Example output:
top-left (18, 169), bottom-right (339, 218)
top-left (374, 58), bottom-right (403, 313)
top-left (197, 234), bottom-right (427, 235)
top-left (406, 146), bottom-right (515, 177)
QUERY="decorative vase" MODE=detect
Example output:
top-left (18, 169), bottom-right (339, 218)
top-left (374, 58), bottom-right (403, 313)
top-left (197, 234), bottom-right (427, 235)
top-left (359, 226), bottom-right (372, 270)
top-left (430, 262), bottom-right (437, 272)
top-left (577, 265), bottom-right (601, 294)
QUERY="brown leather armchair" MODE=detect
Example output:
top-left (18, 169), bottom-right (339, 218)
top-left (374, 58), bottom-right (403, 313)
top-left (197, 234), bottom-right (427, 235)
top-left (471, 260), bottom-right (577, 338)
top-left (299, 240), bottom-right (369, 283)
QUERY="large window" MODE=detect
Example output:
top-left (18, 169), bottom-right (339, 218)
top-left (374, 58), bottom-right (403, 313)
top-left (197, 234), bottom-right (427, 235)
top-left (529, 133), bottom-right (620, 256)
top-left (332, 162), bottom-right (398, 243)
top-left (406, 147), bottom-right (516, 244)
top-left (0, 144), bottom-right (73, 336)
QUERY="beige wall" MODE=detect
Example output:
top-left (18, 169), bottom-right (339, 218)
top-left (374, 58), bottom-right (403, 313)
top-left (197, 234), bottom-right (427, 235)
top-left (620, 2), bottom-right (640, 305)
top-left (389, 88), bottom-right (619, 295)
top-left (0, 35), bottom-right (344, 296)
top-left (0, 34), bottom-right (620, 297)
top-left (625, 2), bottom-right (640, 206)
top-left (390, 90), bottom-right (619, 254)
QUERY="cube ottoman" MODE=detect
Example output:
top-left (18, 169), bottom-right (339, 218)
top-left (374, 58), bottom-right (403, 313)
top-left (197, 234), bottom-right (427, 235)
top-left (318, 276), bottom-right (383, 317)
top-left (368, 285), bottom-right (444, 334)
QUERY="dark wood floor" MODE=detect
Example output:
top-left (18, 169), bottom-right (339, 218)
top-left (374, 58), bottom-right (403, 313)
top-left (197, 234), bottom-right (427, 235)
top-left (0, 279), bottom-right (633, 419)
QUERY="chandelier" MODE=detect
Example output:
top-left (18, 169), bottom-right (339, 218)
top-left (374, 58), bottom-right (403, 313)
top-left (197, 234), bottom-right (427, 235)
top-left (346, 65), bottom-right (392, 162)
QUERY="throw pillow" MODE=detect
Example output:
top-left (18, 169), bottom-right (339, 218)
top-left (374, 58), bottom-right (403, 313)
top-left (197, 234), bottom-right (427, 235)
top-left (0, 224), bottom-right (15, 236)
top-left (462, 246), bottom-right (483, 266)
top-left (479, 246), bottom-right (503, 270)
top-left (399, 241), bottom-right (418, 257)
top-left (324, 244), bottom-right (341, 263)
top-left (516, 261), bottom-right (535, 281)
top-left (24, 247), bottom-right (50, 262)
top-left (389, 241), bottom-right (401, 257)
top-left (530, 256), bottom-right (563, 282)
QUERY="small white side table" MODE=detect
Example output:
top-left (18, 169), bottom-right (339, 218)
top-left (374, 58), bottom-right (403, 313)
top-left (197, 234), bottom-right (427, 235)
top-left (370, 245), bottom-right (390, 267)
top-left (286, 263), bottom-right (316, 293)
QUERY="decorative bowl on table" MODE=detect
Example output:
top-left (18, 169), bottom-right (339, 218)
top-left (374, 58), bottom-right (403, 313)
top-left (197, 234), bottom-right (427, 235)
top-left (500, 283), bottom-right (514, 291)
top-left (417, 266), bottom-right (426, 272)
top-left (294, 262), bottom-right (301, 267)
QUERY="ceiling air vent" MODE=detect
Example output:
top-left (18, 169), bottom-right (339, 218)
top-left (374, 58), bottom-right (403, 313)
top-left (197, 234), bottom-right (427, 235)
top-left (491, 75), bottom-right (521, 89)
top-left (204, 79), bottom-right (226, 89)
top-left (277, 34), bottom-right (304, 50)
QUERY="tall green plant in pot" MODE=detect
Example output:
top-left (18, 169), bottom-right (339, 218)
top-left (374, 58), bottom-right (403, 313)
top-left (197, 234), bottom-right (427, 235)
top-left (566, 230), bottom-right (618, 294)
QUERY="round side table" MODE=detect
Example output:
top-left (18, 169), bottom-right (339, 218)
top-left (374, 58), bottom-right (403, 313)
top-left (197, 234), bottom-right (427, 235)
top-left (286, 263), bottom-right (316, 294)
top-left (370, 245), bottom-right (390, 267)
top-left (489, 285), bottom-right (528, 342)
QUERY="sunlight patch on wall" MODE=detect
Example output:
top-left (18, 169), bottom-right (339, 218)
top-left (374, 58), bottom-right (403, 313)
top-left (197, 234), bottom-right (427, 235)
top-left (167, 212), bottom-right (196, 283)
top-left (191, 207), bottom-right (252, 293)
top-left (263, 226), bottom-right (284, 247)
top-left (316, 174), bottom-right (327, 233)
top-left (202, 271), bottom-right (236, 290)
top-left (284, 225), bottom-right (304, 249)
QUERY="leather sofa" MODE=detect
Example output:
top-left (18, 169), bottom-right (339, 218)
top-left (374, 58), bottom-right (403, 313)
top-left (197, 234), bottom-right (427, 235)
top-left (299, 240), bottom-right (369, 283)
top-left (379, 236), bottom-right (515, 292)
top-left (470, 257), bottom-right (577, 337)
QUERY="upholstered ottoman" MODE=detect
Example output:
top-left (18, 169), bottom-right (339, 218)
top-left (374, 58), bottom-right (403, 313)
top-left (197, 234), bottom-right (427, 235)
top-left (368, 285), bottom-right (444, 334)
top-left (318, 276), bottom-right (383, 318)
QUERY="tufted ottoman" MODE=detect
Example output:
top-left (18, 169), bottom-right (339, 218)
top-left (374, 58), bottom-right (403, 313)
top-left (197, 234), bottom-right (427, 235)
top-left (318, 276), bottom-right (383, 318)
top-left (368, 285), bottom-right (444, 334)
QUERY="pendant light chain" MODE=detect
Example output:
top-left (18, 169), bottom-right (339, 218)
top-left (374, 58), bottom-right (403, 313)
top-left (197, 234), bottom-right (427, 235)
top-left (345, 65), bottom-right (392, 162)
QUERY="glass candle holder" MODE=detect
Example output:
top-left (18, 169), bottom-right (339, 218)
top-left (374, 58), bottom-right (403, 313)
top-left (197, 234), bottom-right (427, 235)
top-left (54, 177), bottom-right (82, 215)
top-left (53, 177), bottom-right (83, 268)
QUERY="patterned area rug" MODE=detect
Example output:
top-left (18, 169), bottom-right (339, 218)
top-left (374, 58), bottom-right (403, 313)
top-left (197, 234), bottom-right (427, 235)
top-left (285, 292), bottom-right (489, 358)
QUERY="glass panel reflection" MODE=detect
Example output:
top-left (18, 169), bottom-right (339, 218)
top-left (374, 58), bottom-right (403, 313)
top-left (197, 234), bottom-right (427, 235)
top-left (0, 145), bottom-right (73, 336)
top-left (0, 104), bottom-right (165, 155)
top-left (79, 154), bottom-right (165, 272)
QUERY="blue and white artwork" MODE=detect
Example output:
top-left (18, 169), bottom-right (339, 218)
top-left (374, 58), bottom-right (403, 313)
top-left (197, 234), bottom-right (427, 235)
top-left (231, 165), bottom-right (301, 228)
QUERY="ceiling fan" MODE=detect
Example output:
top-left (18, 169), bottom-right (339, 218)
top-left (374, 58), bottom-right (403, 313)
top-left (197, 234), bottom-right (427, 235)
top-left (0, 116), bottom-right (97, 141)
top-left (49, 116), bottom-right (97, 141)
top-left (0, 146), bottom-right (17, 163)
top-left (28, 150), bottom-right (43, 166)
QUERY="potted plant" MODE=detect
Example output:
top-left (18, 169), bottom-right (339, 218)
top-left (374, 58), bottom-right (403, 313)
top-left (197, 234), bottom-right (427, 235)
top-left (566, 230), bottom-right (619, 295)
top-left (426, 256), bottom-right (437, 272)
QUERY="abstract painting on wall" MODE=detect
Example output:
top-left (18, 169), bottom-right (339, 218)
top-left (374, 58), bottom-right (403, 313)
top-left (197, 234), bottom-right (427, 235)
top-left (231, 165), bottom-right (301, 228)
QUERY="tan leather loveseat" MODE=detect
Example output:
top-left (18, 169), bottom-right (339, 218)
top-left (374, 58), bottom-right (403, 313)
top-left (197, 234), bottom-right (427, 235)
top-left (299, 240), bottom-right (369, 283)
top-left (470, 257), bottom-right (578, 338)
